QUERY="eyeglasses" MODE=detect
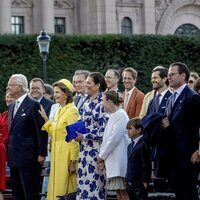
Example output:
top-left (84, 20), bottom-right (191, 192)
top-left (168, 72), bottom-right (179, 77)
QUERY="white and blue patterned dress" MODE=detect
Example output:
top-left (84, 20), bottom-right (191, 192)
top-left (77, 92), bottom-right (108, 200)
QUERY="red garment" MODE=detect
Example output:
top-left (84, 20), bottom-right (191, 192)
top-left (0, 111), bottom-right (8, 191)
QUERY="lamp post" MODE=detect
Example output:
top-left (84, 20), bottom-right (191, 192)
top-left (37, 30), bottom-right (51, 82)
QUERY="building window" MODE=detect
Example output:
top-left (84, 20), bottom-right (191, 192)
top-left (121, 17), bottom-right (132, 35)
top-left (11, 16), bottom-right (24, 34)
top-left (55, 17), bottom-right (66, 33)
top-left (175, 24), bottom-right (200, 35)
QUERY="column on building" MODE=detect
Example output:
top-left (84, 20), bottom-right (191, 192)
top-left (0, 0), bottom-right (11, 33)
top-left (104, 0), bottom-right (117, 33)
top-left (79, 0), bottom-right (90, 34)
top-left (143, 0), bottom-right (156, 34)
top-left (41, 0), bottom-right (54, 33)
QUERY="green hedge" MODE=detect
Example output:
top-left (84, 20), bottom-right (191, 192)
top-left (0, 34), bottom-right (200, 111)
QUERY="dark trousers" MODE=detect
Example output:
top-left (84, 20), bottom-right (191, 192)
top-left (126, 183), bottom-right (148, 200)
top-left (10, 164), bottom-right (42, 200)
top-left (174, 166), bottom-right (199, 200)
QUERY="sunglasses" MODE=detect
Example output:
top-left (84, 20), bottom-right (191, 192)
top-left (188, 80), bottom-right (194, 84)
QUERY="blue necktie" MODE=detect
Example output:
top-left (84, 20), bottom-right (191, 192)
top-left (154, 93), bottom-right (161, 112)
top-left (171, 92), bottom-right (177, 108)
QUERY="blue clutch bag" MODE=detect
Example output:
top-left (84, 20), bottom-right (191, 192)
top-left (65, 120), bottom-right (87, 142)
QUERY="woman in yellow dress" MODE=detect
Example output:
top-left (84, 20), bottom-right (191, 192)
top-left (39, 79), bottom-right (79, 200)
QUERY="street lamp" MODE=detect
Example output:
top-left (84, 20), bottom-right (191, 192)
top-left (37, 30), bottom-right (51, 82)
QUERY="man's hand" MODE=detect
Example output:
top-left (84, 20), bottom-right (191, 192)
top-left (191, 150), bottom-right (200, 164)
top-left (161, 117), bottom-right (170, 129)
top-left (38, 155), bottom-right (45, 164)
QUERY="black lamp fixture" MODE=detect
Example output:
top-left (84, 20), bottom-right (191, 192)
top-left (37, 30), bottom-right (51, 82)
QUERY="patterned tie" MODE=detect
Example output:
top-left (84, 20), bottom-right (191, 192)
top-left (154, 93), bottom-right (161, 112)
top-left (124, 92), bottom-right (129, 111)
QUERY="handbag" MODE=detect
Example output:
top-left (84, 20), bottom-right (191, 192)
top-left (57, 175), bottom-right (77, 200)
top-left (57, 191), bottom-right (76, 200)
top-left (65, 120), bottom-right (87, 142)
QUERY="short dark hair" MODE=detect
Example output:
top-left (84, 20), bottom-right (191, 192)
top-left (52, 82), bottom-right (73, 104)
top-left (126, 117), bottom-right (143, 133)
top-left (152, 66), bottom-right (169, 85)
top-left (89, 72), bottom-right (107, 92)
top-left (170, 62), bottom-right (190, 82)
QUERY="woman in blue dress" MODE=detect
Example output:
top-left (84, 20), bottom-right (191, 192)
top-left (75, 72), bottom-right (108, 200)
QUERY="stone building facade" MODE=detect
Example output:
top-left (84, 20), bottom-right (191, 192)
top-left (0, 0), bottom-right (199, 35)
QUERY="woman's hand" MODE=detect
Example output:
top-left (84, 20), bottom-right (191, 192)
top-left (75, 133), bottom-right (84, 142)
top-left (97, 157), bottom-right (105, 171)
top-left (38, 105), bottom-right (48, 122)
top-left (69, 161), bottom-right (76, 174)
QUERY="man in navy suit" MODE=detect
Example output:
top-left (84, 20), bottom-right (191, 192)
top-left (145, 66), bottom-right (172, 191)
top-left (30, 78), bottom-right (54, 117)
top-left (7, 74), bottom-right (46, 200)
top-left (147, 66), bottom-right (172, 115)
top-left (162, 62), bottom-right (200, 200)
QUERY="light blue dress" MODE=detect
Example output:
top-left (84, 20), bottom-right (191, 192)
top-left (77, 93), bottom-right (108, 200)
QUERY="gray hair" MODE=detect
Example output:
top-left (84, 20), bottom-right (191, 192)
top-left (74, 70), bottom-right (90, 80)
top-left (10, 74), bottom-right (29, 93)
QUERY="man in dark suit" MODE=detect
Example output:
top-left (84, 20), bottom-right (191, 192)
top-left (73, 70), bottom-right (89, 114)
top-left (162, 62), bottom-right (200, 200)
top-left (147, 66), bottom-right (172, 115)
top-left (30, 78), bottom-right (54, 117)
top-left (7, 74), bottom-right (46, 200)
top-left (145, 66), bottom-right (172, 191)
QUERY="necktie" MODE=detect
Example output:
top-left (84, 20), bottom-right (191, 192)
top-left (124, 92), bottom-right (129, 111)
top-left (154, 93), bottom-right (161, 112)
top-left (171, 92), bottom-right (177, 107)
top-left (77, 96), bottom-right (84, 109)
top-left (13, 100), bottom-right (19, 117)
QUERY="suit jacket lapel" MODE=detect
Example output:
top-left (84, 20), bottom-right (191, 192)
top-left (129, 138), bottom-right (142, 158)
top-left (159, 90), bottom-right (172, 111)
top-left (126, 88), bottom-right (137, 112)
top-left (11, 96), bottom-right (28, 124)
top-left (169, 87), bottom-right (187, 118)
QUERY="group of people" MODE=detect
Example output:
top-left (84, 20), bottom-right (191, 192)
top-left (0, 61), bottom-right (199, 200)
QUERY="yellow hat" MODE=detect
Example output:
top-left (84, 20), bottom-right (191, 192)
top-left (58, 79), bottom-right (75, 93)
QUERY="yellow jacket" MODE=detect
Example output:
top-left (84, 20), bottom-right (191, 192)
top-left (42, 103), bottom-right (79, 200)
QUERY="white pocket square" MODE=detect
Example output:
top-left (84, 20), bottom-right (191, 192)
top-left (21, 113), bottom-right (26, 116)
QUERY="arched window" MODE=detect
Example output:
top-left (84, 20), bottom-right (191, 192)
top-left (175, 24), bottom-right (200, 35)
top-left (121, 17), bottom-right (132, 35)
